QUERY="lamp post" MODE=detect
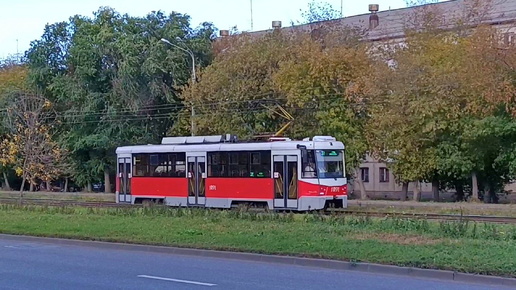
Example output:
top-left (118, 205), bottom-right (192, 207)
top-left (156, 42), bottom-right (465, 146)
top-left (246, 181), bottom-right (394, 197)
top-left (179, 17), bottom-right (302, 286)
top-left (160, 38), bottom-right (196, 136)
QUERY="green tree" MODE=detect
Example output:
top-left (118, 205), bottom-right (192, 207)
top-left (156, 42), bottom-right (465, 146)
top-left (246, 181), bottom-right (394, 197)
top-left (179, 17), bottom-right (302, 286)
top-left (299, 1), bottom-right (341, 24)
top-left (180, 27), bottom-right (371, 197)
top-left (0, 59), bottom-right (29, 190)
top-left (26, 7), bottom-right (215, 192)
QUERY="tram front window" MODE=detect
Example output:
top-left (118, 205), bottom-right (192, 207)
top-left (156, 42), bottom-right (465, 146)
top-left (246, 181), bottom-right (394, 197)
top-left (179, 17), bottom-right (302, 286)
top-left (316, 150), bottom-right (344, 179)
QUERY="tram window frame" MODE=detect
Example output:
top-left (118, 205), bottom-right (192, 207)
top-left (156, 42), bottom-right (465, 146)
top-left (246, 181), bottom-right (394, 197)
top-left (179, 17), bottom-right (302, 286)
top-left (208, 152), bottom-right (228, 177)
top-left (228, 152), bottom-right (249, 177)
top-left (208, 151), bottom-right (271, 178)
top-left (132, 153), bottom-right (186, 177)
top-left (301, 150), bottom-right (317, 178)
top-left (133, 154), bottom-right (149, 177)
top-left (250, 151), bottom-right (271, 178)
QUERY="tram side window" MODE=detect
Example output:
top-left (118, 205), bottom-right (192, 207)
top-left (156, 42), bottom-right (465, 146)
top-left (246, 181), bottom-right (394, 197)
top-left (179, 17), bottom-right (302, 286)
top-left (228, 152), bottom-right (249, 177)
top-left (149, 154), bottom-right (160, 176)
top-left (208, 152), bottom-right (228, 177)
top-left (133, 154), bottom-right (149, 177)
top-left (208, 151), bottom-right (270, 178)
top-left (132, 153), bottom-right (186, 177)
top-left (302, 150), bottom-right (317, 178)
top-left (250, 151), bottom-right (271, 178)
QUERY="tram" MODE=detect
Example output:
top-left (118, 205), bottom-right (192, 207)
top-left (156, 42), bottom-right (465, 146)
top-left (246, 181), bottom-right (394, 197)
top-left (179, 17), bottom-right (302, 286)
top-left (115, 135), bottom-right (347, 211)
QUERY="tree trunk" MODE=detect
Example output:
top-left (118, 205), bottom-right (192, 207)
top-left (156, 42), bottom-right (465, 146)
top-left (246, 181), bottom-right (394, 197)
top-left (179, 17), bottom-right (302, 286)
top-left (64, 178), bottom-right (69, 193)
top-left (355, 168), bottom-right (367, 200)
top-left (19, 177), bottom-right (26, 196)
top-left (400, 182), bottom-right (409, 201)
top-left (46, 181), bottom-right (51, 192)
top-left (413, 181), bottom-right (421, 202)
top-left (86, 181), bottom-right (92, 192)
top-left (104, 169), bottom-right (111, 193)
top-left (29, 182), bottom-right (34, 192)
top-left (432, 179), bottom-right (440, 202)
top-left (3, 171), bottom-right (10, 190)
top-left (484, 182), bottom-right (499, 204)
top-left (455, 184), bottom-right (464, 202)
top-left (471, 172), bottom-right (479, 202)
top-left (490, 187), bottom-right (499, 204)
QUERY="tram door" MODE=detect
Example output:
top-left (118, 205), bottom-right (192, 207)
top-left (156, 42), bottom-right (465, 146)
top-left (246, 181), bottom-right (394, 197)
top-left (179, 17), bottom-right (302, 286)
top-left (117, 157), bottom-right (131, 203)
top-left (187, 156), bottom-right (206, 206)
top-left (273, 155), bottom-right (298, 209)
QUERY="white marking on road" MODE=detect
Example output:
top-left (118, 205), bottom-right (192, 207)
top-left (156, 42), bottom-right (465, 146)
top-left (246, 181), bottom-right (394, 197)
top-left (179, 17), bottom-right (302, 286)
top-left (137, 275), bottom-right (217, 286)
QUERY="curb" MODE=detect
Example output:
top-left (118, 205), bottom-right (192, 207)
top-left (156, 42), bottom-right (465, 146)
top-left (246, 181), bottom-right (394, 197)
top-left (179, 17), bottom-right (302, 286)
top-left (1, 234), bottom-right (515, 287)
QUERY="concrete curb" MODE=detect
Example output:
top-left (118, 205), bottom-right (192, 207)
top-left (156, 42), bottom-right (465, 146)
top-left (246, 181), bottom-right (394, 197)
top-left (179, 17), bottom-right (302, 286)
top-left (1, 233), bottom-right (515, 287)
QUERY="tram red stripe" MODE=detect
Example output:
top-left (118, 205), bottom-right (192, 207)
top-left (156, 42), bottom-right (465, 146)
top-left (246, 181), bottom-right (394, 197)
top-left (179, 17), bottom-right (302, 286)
top-left (131, 177), bottom-right (188, 197)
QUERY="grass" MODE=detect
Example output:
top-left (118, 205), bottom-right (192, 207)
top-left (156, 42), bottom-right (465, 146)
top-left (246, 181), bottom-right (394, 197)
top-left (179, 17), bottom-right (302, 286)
top-left (0, 190), bottom-right (115, 202)
top-left (0, 204), bottom-right (515, 278)
top-left (348, 200), bottom-right (516, 217)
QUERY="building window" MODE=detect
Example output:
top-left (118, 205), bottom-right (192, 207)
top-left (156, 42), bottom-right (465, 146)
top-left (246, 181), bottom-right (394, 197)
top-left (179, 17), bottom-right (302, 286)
top-left (360, 168), bottom-right (369, 183)
top-left (379, 167), bottom-right (389, 183)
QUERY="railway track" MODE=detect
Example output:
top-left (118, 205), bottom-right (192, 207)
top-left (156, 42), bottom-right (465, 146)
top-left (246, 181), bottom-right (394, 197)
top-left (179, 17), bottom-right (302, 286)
top-left (0, 198), bottom-right (515, 224)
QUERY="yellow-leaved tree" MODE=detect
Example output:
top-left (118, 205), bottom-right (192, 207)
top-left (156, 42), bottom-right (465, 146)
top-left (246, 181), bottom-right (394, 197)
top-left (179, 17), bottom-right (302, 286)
top-left (0, 60), bottom-right (29, 190)
top-left (4, 93), bottom-right (65, 194)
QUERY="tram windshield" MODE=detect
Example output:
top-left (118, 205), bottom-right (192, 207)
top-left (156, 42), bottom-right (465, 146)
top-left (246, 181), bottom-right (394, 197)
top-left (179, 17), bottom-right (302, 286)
top-left (315, 150), bottom-right (344, 179)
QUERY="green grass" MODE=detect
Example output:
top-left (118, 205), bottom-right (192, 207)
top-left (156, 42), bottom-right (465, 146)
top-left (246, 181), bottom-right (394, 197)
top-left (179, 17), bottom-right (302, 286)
top-left (0, 204), bottom-right (515, 277)
top-left (0, 190), bottom-right (115, 202)
top-left (347, 200), bottom-right (516, 217)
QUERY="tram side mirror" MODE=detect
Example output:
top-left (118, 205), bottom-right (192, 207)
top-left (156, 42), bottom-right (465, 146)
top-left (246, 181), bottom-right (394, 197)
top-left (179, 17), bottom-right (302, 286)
top-left (202, 173), bottom-right (206, 178)
top-left (128, 173), bottom-right (132, 178)
top-left (274, 172), bottom-right (280, 179)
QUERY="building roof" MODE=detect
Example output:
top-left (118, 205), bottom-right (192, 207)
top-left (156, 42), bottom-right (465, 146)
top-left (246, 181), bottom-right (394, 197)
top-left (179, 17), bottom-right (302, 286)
top-left (249, 0), bottom-right (516, 41)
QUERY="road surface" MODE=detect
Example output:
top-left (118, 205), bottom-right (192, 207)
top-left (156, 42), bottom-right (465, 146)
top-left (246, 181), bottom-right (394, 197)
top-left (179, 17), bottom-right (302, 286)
top-left (0, 235), bottom-right (511, 289)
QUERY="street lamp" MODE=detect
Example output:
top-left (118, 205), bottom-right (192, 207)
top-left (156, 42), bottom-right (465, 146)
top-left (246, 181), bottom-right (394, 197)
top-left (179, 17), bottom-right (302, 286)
top-left (160, 38), bottom-right (196, 136)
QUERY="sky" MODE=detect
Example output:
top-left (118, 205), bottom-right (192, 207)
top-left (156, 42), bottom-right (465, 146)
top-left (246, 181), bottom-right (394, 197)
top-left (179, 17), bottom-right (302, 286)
top-left (0, 0), bottom-right (409, 59)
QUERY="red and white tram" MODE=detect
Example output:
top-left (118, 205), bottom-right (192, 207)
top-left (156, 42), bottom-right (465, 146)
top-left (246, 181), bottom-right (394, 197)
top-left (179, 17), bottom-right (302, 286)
top-left (115, 135), bottom-right (347, 211)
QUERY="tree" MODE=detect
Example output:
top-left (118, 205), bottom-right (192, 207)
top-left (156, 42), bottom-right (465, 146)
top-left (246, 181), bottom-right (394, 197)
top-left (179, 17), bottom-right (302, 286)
top-left (369, 3), bottom-right (516, 202)
top-left (299, 1), bottom-right (341, 24)
top-left (26, 7), bottom-right (215, 192)
top-left (0, 60), bottom-right (29, 190)
top-left (180, 26), bottom-right (372, 198)
top-left (3, 93), bottom-right (63, 194)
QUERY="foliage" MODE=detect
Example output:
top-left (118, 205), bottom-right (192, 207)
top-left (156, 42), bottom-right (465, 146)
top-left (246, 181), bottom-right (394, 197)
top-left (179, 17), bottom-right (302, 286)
top-left (299, 1), bottom-right (341, 24)
top-left (369, 2), bottom-right (516, 202)
top-left (2, 93), bottom-right (64, 191)
top-left (180, 28), bottom-right (371, 174)
top-left (25, 7), bottom-right (215, 189)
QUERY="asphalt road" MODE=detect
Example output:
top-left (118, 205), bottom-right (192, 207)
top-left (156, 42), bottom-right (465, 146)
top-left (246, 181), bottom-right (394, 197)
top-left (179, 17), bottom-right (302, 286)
top-left (0, 236), bottom-right (511, 290)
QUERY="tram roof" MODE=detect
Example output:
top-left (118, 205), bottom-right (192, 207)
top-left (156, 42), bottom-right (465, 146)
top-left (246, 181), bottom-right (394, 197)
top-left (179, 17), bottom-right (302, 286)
top-left (116, 140), bottom-right (344, 154)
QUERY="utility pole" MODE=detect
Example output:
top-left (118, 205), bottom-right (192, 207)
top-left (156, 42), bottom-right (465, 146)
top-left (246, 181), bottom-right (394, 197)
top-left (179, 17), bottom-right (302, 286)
top-left (160, 38), bottom-right (196, 136)
top-left (250, 0), bottom-right (254, 30)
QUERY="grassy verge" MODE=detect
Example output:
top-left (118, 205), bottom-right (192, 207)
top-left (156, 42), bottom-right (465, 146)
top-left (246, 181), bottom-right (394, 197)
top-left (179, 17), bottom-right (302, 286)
top-left (348, 200), bottom-right (516, 217)
top-left (0, 191), bottom-right (115, 202)
top-left (0, 204), bottom-right (515, 278)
